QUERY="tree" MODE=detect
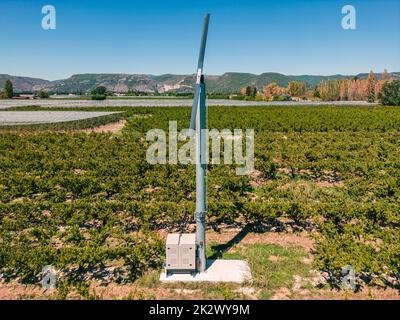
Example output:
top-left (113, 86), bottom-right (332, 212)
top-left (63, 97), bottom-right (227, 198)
top-left (317, 80), bottom-right (340, 101)
top-left (245, 86), bottom-right (251, 97)
top-left (252, 86), bottom-right (257, 98)
top-left (366, 71), bottom-right (376, 102)
top-left (346, 79), bottom-right (368, 101)
top-left (240, 87), bottom-right (247, 95)
top-left (339, 80), bottom-right (350, 101)
top-left (4, 80), bottom-right (13, 98)
top-left (381, 69), bottom-right (391, 81)
top-left (380, 80), bottom-right (400, 106)
top-left (287, 81), bottom-right (306, 98)
top-left (242, 86), bottom-right (257, 100)
top-left (92, 86), bottom-right (107, 95)
top-left (375, 80), bottom-right (386, 101)
top-left (313, 86), bottom-right (321, 98)
top-left (91, 86), bottom-right (107, 100)
top-left (263, 82), bottom-right (286, 101)
top-left (36, 90), bottom-right (50, 99)
top-left (305, 89), bottom-right (315, 100)
top-left (374, 70), bottom-right (393, 101)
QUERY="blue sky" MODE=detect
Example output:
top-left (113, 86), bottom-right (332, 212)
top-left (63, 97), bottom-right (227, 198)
top-left (1, 0), bottom-right (399, 80)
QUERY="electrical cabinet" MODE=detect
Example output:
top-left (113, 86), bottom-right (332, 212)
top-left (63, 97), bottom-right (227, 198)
top-left (166, 233), bottom-right (196, 273)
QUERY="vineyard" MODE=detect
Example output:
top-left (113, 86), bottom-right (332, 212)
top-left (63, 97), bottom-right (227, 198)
top-left (0, 105), bottom-right (399, 298)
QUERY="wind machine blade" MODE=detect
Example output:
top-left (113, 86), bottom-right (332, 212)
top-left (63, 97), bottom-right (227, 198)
top-left (189, 13), bottom-right (210, 131)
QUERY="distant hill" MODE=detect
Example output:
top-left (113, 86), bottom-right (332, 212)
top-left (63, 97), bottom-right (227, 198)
top-left (0, 74), bottom-right (51, 93)
top-left (1, 72), bottom-right (399, 94)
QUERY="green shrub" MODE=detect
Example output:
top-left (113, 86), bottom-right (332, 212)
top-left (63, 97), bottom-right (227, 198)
top-left (91, 94), bottom-right (107, 100)
top-left (36, 90), bottom-right (50, 99)
top-left (230, 94), bottom-right (246, 100)
top-left (380, 80), bottom-right (400, 106)
top-left (273, 94), bottom-right (291, 101)
top-left (91, 86), bottom-right (107, 95)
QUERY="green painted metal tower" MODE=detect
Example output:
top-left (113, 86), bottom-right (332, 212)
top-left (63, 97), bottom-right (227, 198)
top-left (189, 14), bottom-right (210, 273)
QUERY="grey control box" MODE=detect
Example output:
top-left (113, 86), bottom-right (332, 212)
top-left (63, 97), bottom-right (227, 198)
top-left (166, 233), bottom-right (196, 273)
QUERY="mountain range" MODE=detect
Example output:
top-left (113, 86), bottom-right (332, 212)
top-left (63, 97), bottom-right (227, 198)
top-left (1, 72), bottom-right (399, 94)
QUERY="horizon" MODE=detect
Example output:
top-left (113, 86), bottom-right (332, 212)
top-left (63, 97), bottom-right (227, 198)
top-left (1, 0), bottom-right (399, 80)
top-left (2, 69), bottom-right (399, 82)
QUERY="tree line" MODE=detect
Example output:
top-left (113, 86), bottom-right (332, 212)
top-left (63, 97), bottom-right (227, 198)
top-left (238, 70), bottom-right (400, 105)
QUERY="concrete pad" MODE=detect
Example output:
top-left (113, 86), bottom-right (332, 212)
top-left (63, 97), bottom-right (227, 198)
top-left (160, 260), bottom-right (252, 283)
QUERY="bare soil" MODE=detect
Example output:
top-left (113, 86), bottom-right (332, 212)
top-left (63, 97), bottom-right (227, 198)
top-left (206, 229), bottom-right (315, 252)
top-left (80, 120), bottom-right (126, 133)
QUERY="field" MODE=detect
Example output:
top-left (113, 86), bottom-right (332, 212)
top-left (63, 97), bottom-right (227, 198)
top-left (0, 98), bottom-right (375, 110)
top-left (0, 105), bottom-right (399, 299)
top-left (0, 111), bottom-right (122, 125)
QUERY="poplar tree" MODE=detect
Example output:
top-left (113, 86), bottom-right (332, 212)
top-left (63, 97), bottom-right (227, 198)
top-left (4, 80), bottom-right (13, 98)
top-left (366, 71), bottom-right (376, 102)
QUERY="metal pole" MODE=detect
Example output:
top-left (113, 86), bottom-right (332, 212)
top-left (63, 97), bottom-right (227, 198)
top-left (195, 77), bottom-right (207, 272)
top-left (190, 13), bottom-right (210, 273)
top-left (189, 14), bottom-right (210, 131)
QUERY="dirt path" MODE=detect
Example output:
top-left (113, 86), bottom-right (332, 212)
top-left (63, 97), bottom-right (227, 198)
top-left (206, 229), bottom-right (315, 252)
top-left (80, 120), bottom-right (126, 133)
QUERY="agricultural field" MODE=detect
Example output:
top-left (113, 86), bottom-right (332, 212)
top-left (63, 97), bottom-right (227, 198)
top-left (0, 98), bottom-right (375, 110)
top-left (0, 105), bottom-right (399, 300)
top-left (0, 111), bottom-right (122, 125)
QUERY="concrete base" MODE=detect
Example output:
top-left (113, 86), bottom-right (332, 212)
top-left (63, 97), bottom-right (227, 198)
top-left (160, 260), bottom-right (252, 283)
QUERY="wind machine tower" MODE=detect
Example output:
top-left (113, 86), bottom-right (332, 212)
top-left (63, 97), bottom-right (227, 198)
top-left (161, 14), bottom-right (251, 283)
